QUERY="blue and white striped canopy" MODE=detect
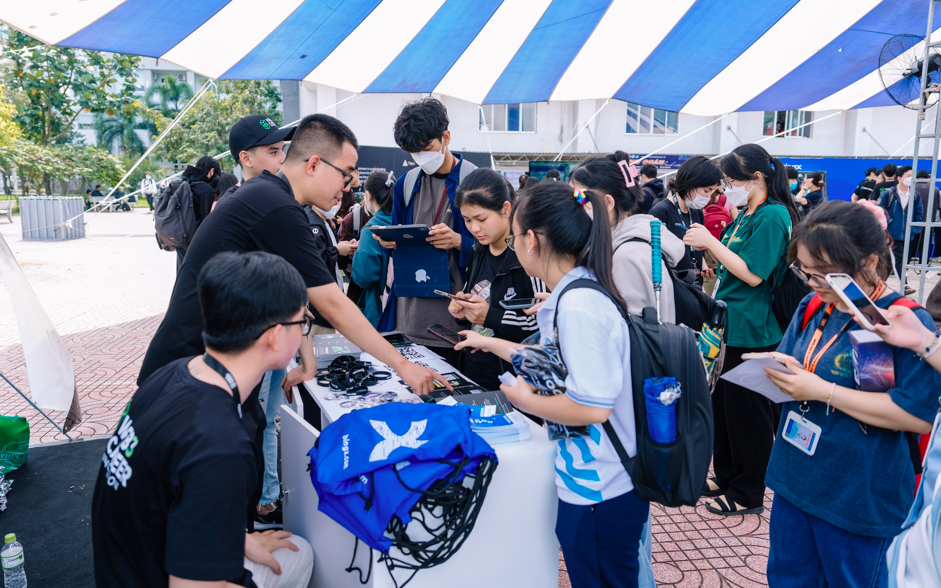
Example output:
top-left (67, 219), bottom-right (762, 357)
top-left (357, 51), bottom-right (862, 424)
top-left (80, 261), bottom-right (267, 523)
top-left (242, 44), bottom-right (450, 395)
top-left (2, 0), bottom-right (939, 115)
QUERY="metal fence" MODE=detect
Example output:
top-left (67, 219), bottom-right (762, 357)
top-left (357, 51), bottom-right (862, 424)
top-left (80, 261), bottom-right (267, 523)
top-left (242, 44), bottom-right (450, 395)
top-left (20, 197), bottom-right (85, 241)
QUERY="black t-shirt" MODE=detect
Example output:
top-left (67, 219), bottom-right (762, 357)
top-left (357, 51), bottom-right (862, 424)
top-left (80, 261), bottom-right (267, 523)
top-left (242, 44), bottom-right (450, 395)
top-left (93, 359), bottom-right (256, 588)
top-left (649, 197), bottom-right (704, 274)
top-left (303, 205), bottom-right (341, 329)
top-left (854, 179), bottom-right (876, 200)
top-left (873, 180), bottom-right (898, 201)
top-left (460, 248), bottom-right (507, 390)
top-left (138, 171), bottom-right (335, 384)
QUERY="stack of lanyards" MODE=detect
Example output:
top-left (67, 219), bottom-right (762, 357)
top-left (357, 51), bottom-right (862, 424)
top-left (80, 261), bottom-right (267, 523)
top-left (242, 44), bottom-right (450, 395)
top-left (650, 220), bottom-right (663, 324)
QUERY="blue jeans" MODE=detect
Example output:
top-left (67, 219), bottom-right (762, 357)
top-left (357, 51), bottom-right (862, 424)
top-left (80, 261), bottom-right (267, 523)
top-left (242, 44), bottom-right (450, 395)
top-left (257, 369), bottom-right (286, 505)
top-left (556, 490), bottom-right (650, 588)
top-left (768, 494), bottom-right (891, 588)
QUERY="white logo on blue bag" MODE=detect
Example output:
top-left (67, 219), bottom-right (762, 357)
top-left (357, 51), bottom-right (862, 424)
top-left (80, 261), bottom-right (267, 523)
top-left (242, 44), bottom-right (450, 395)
top-left (369, 420), bottom-right (429, 462)
top-left (415, 269), bottom-right (429, 283)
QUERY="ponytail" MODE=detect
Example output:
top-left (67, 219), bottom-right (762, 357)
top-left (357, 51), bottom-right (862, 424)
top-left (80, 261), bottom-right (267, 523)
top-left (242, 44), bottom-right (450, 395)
top-left (769, 157), bottom-right (801, 224)
top-left (511, 182), bottom-right (626, 309)
top-left (570, 150), bottom-right (641, 220)
top-left (364, 170), bottom-right (395, 214)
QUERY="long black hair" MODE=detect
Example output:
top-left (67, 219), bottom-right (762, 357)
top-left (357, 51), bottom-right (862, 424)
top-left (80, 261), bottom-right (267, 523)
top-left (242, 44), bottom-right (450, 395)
top-left (667, 155), bottom-right (723, 199)
top-left (364, 170), bottom-right (395, 214)
top-left (570, 150), bottom-right (641, 221)
top-left (720, 144), bottom-right (800, 224)
top-left (789, 200), bottom-right (892, 284)
top-left (456, 168), bottom-right (516, 212)
top-left (511, 181), bottom-right (626, 308)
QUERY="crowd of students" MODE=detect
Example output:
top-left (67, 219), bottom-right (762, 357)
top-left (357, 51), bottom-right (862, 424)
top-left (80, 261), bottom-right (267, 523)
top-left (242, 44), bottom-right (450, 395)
top-left (89, 97), bottom-right (941, 588)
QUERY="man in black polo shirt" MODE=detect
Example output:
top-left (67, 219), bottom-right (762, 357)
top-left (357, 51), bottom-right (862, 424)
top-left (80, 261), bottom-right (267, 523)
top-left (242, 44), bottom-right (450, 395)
top-left (138, 113), bottom-right (447, 394)
top-left (873, 163), bottom-right (898, 201)
top-left (93, 251), bottom-right (314, 588)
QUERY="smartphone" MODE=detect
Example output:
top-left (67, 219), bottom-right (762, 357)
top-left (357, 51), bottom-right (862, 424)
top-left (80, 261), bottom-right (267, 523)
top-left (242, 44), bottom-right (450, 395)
top-left (381, 331), bottom-right (413, 347)
top-left (369, 224), bottom-right (431, 243)
top-left (825, 273), bottom-right (890, 331)
top-left (428, 324), bottom-right (464, 346)
top-left (499, 298), bottom-right (538, 310)
top-left (434, 289), bottom-right (464, 301)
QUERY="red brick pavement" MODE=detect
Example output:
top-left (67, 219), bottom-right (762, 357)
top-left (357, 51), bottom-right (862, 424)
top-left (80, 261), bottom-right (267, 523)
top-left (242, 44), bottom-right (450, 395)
top-left (0, 312), bottom-right (770, 585)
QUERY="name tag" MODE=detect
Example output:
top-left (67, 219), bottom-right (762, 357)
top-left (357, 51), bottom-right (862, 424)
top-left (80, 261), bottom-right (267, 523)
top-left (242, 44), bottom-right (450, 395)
top-left (782, 410), bottom-right (821, 456)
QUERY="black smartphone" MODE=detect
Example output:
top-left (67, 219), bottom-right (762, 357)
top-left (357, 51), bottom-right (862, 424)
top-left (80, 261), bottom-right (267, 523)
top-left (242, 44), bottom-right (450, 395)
top-left (433, 289), bottom-right (464, 301)
top-left (381, 331), bottom-right (413, 347)
top-left (499, 298), bottom-right (538, 310)
top-left (428, 324), bottom-right (464, 346)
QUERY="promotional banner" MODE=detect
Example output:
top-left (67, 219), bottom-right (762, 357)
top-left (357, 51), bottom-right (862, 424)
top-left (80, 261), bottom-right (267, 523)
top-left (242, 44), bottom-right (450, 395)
top-left (0, 232), bottom-right (81, 432)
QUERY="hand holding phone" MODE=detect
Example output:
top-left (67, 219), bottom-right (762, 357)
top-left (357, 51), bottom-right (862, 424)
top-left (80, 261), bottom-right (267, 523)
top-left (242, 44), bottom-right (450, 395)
top-left (825, 273), bottom-right (890, 331)
top-left (434, 289), bottom-right (463, 301)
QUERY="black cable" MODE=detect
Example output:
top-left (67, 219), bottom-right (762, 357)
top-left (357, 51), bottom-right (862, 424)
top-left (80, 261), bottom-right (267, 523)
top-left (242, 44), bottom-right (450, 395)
top-left (345, 536), bottom-right (373, 584)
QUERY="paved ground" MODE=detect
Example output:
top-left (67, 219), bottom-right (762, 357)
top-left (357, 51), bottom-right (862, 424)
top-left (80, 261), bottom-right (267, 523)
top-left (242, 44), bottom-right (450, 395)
top-left (1, 205), bottom-right (935, 586)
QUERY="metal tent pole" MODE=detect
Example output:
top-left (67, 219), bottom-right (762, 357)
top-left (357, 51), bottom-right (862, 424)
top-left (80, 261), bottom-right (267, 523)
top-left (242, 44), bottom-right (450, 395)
top-left (904, 0), bottom-right (941, 302)
top-left (0, 371), bottom-right (71, 440)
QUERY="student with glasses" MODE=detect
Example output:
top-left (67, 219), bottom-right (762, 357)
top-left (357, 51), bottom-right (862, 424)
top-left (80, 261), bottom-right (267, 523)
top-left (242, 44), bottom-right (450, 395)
top-left (681, 144), bottom-right (801, 518)
top-left (757, 201), bottom-right (940, 588)
top-left (93, 252), bottom-right (316, 588)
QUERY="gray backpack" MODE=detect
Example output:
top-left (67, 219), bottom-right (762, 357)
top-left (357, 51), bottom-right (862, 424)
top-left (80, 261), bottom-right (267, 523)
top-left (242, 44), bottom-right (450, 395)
top-left (154, 179), bottom-right (197, 251)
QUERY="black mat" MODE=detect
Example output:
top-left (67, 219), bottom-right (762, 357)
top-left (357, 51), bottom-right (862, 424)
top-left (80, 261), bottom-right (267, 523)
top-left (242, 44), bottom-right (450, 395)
top-left (2, 438), bottom-right (105, 588)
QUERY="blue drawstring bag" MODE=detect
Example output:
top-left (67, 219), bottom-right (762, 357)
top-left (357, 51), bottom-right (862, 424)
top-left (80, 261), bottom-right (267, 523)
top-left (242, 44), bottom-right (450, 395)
top-left (308, 403), bottom-right (498, 586)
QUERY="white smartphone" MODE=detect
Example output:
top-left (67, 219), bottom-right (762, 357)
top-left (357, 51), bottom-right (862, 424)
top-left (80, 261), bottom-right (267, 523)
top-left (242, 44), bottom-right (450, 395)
top-left (825, 273), bottom-right (890, 331)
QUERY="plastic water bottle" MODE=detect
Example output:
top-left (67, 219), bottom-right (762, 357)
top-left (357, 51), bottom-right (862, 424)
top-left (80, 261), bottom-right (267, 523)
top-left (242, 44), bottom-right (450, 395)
top-left (1, 534), bottom-right (26, 588)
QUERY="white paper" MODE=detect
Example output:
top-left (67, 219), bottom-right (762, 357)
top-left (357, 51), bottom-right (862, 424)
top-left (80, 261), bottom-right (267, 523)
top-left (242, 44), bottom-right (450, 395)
top-left (720, 358), bottom-right (796, 403)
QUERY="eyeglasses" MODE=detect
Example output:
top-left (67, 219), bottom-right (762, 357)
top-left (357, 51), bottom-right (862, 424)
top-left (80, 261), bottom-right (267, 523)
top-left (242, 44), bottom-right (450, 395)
top-left (304, 157), bottom-right (355, 189)
top-left (253, 317), bottom-right (314, 340)
top-left (505, 231), bottom-right (541, 252)
top-left (789, 263), bottom-right (831, 289)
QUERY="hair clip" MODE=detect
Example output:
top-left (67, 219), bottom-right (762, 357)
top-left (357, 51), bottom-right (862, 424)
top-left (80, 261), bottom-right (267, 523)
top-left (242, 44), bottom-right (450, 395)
top-left (573, 189), bottom-right (588, 206)
top-left (385, 171), bottom-right (396, 187)
top-left (617, 160), bottom-right (637, 188)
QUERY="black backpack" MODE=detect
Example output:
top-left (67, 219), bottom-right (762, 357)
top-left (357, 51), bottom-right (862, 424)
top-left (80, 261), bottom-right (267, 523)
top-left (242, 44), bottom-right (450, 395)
top-left (554, 279), bottom-right (713, 507)
top-left (154, 179), bottom-right (197, 251)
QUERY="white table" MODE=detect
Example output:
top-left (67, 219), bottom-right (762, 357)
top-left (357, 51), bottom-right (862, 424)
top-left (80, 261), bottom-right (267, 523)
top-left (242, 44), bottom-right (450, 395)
top-left (280, 346), bottom-right (560, 588)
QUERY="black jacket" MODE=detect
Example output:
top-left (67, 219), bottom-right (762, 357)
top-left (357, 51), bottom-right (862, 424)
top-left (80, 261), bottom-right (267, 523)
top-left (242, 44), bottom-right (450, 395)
top-left (456, 243), bottom-right (546, 390)
top-left (641, 178), bottom-right (665, 213)
top-left (181, 166), bottom-right (215, 229)
top-left (303, 205), bottom-right (341, 328)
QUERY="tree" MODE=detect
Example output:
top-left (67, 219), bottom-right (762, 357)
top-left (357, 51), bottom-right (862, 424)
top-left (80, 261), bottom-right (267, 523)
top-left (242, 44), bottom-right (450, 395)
top-left (145, 75), bottom-right (194, 117)
top-left (0, 85), bottom-right (22, 194)
top-left (151, 80), bottom-right (282, 170)
top-left (2, 28), bottom-right (142, 146)
top-left (93, 111), bottom-right (157, 157)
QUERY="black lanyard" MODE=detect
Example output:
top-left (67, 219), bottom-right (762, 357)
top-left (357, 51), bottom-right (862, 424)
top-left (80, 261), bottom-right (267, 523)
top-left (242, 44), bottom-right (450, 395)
top-left (202, 353), bottom-right (242, 420)
top-left (670, 196), bottom-right (697, 256)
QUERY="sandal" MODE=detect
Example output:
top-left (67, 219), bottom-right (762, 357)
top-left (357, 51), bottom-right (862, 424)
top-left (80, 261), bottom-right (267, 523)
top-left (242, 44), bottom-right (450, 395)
top-left (702, 477), bottom-right (724, 498)
top-left (704, 495), bottom-right (764, 517)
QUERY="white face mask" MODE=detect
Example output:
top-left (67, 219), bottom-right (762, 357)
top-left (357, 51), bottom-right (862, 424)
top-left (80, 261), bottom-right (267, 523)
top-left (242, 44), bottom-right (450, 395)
top-left (724, 180), bottom-right (754, 207)
top-left (411, 141), bottom-right (446, 175)
top-left (902, 177), bottom-right (912, 187)
top-left (686, 191), bottom-right (711, 210)
top-left (318, 201), bottom-right (342, 219)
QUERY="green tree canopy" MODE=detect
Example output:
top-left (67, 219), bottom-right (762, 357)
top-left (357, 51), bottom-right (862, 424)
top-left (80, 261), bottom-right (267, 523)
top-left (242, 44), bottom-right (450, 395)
top-left (152, 80), bottom-right (282, 170)
top-left (2, 28), bottom-right (142, 146)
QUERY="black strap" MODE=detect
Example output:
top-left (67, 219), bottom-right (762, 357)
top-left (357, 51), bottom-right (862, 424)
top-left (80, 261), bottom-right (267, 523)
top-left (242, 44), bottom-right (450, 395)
top-left (202, 353), bottom-right (242, 420)
top-left (551, 279), bottom-right (636, 473)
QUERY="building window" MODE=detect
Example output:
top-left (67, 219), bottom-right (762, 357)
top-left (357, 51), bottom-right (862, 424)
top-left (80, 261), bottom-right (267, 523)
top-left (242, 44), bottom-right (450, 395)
top-left (763, 110), bottom-right (812, 138)
top-left (479, 103), bottom-right (536, 133)
top-left (626, 102), bottom-right (678, 135)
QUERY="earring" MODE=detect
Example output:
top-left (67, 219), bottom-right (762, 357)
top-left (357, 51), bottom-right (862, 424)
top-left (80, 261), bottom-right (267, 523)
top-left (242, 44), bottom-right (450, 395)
top-left (527, 249), bottom-right (534, 256)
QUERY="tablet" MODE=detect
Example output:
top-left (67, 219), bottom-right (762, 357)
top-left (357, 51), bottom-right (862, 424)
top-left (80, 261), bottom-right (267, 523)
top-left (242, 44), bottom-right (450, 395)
top-left (370, 224), bottom-right (431, 243)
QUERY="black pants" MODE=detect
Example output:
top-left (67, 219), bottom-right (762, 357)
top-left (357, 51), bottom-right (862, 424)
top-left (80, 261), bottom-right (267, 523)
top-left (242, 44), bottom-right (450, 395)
top-left (176, 247), bottom-right (186, 274)
top-left (892, 239), bottom-right (907, 284)
top-left (146, 194), bottom-right (154, 211)
top-left (712, 343), bottom-right (781, 509)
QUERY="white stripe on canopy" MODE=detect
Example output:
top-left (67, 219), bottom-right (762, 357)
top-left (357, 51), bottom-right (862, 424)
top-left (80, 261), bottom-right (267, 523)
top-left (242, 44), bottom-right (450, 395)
top-left (0, 0), bottom-right (128, 45)
top-left (805, 26), bottom-right (941, 111)
top-left (549, 0), bottom-right (696, 102)
top-left (160, 0), bottom-right (305, 80)
top-left (680, 0), bottom-right (882, 116)
top-left (302, 0), bottom-right (446, 93)
top-left (432, 0), bottom-right (552, 105)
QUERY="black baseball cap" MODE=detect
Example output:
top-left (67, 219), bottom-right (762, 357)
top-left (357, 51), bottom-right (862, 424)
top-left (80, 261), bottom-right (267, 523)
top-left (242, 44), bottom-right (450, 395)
top-left (229, 115), bottom-right (296, 165)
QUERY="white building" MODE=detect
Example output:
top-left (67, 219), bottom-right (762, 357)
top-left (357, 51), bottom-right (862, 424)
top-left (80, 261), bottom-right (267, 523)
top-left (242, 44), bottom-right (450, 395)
top-left (76, 62), bottom-right (931, 176)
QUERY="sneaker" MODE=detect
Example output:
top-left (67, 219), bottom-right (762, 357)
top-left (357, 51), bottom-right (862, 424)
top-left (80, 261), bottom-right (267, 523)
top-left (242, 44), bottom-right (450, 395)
top-left (254, 503), bottom-right (283, 530)
top-left (905, 286), bottom-right (917, 296)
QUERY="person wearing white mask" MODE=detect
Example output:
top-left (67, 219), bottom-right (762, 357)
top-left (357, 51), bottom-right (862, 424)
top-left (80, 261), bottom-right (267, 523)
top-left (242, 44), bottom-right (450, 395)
top-left (879, 165), bottom-right (924, 294)
top-left (650, 156), bottom-right (723, 280)
top-left (681, 143), bottom-right (801, 518)
top-left (303, 189), bottom-right (358, 335)
top-left (375, 97), bottom-right (477, 364)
